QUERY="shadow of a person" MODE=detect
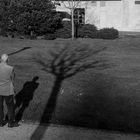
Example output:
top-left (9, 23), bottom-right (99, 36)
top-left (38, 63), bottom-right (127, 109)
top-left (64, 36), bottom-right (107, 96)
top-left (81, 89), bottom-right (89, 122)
top-left (15, 76), bottom-right (39, 122)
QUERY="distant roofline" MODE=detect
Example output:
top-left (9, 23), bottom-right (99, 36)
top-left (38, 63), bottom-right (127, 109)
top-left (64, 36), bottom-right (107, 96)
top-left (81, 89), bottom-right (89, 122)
top-left (54, 0), bottom-right (121, 1)
top-left (135, 1), bottom-right (140, 4)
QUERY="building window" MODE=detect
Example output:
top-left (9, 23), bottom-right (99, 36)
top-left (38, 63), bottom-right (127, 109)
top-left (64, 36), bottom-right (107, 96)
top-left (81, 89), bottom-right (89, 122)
top-left (91, 1), bottom-right (97, 6)
top-left (100, 1), bottom-right (106, 7)
top-left (74, 8), bottom-right (85, 24)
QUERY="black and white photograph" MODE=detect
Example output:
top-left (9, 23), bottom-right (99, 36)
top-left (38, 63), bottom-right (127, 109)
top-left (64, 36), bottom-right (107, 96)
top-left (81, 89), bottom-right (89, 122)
top-left (0, 0), bottom-right (140, 139)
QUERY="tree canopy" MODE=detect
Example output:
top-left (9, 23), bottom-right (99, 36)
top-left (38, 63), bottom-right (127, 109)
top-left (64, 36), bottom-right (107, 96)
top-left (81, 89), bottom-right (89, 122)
top-left (0, 0), bottom-right (62, 36)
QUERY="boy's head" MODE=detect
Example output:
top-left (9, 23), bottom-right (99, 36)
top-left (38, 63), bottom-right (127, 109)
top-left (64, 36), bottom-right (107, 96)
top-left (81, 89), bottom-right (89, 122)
top-left (1, 54), bottom-right (9, 63)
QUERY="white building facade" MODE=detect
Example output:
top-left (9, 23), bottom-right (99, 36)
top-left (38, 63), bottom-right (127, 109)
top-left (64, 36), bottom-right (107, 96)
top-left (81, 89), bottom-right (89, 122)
top-left (55, 0), bottom-right (140, 31)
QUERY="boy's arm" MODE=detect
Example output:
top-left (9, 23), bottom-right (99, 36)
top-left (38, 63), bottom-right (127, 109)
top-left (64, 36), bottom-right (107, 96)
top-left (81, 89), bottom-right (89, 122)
top-left (11, 68), bottom-right (16, 95)
top-left (11, 68), bottom-right (15, 82)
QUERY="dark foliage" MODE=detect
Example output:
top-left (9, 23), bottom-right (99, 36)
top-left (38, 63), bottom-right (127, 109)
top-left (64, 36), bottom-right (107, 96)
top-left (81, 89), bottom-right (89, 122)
top-left (44, 34), bottom-right (56, 40)
top-left (55, 21), bottom-right (99, 39)
top-left (55, 21), bottom-right (119, 39)
top-left (0, 0), bottom-right (63, 36)
top-left (55, 21), bottom-right (72, 38)
top-left (78, 24), bottom-right (98, 38)
top-left (99, 28), bottom-right (119, 39)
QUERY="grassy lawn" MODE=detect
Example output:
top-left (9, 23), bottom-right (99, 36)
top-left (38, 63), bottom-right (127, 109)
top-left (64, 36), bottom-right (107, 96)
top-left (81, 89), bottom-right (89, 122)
top-left (1, 36), bottom-right (140, 133)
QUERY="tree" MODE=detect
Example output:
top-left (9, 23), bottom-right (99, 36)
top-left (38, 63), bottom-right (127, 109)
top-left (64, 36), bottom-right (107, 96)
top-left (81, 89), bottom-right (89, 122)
top-left (0, 0), bottom-right (11, 34)
top-left (0, 0), bottom-right (62, 36)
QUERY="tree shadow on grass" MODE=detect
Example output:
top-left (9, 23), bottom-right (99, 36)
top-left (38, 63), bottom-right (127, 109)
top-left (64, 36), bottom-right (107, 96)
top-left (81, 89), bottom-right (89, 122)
top-left (8, 47), bottom-right (31, 56)
top-left (30, 42), bottom-right (111, 140)
top-left (15, 76), bottom-right (39, 122)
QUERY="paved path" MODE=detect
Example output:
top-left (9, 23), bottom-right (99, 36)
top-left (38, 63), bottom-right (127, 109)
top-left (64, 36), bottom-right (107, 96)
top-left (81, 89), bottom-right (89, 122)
top-left (0, 122), bottom-right (140, 140)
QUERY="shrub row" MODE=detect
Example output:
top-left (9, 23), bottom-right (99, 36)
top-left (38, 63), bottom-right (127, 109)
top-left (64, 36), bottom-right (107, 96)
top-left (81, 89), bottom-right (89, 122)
top-left (0, 21), bottom-right (119, 40)
top-left (78, 24), bottom-right (98, 38)
top-left (55, 21), bottom-right (71, 38)
top-left (99, 28), bottom-right (119, 39)
top-left (55, 21), bottom-right (119, 40)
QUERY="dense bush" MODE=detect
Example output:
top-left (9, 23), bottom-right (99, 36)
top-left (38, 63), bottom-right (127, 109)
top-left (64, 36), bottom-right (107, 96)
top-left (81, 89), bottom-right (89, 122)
top-left (44, 33), bottom-right (56, 40)
top-left (0, 28), bottom-right (8, 37)
top-left (55, 21), bottom-right (71, 38)
top-left (55, 21), bottom-right (119, 39)
top-left (78, 24), bottom-right (98, 38)
top-left (55, 22), bottom-right (99, 39)
top-left (99, 28), bottom-right (119, 39)
top-left (0, 0), bottom-right (63, 36)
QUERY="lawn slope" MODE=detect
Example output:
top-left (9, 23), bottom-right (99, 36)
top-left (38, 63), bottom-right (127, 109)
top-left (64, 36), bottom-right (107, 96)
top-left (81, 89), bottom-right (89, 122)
top-left (1, 37), bottom-right (140, 133)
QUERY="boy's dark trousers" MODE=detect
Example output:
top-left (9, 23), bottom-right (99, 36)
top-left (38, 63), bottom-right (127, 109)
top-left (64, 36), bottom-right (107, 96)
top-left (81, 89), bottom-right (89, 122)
top-left (0, 95), bottom-right (15, 124)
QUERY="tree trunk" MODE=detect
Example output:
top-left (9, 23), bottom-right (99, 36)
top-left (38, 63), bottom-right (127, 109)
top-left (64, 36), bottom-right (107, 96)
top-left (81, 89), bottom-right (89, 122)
top-left (71, 8), bottom-right (75, 40)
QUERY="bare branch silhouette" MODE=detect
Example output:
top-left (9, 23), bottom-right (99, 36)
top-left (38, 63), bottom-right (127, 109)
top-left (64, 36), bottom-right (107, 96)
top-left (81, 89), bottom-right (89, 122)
top-left (33, 42), bottom-right (108, 79)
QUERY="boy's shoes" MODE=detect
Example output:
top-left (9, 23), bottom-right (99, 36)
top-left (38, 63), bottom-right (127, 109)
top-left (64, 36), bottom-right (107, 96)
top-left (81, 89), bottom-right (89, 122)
top-left (8, 122), bottom-right (19, 128)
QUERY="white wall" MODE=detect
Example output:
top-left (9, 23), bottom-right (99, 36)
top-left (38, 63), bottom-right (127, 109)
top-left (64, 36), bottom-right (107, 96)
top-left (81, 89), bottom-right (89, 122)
top-left (55, 0), bottom-right (140, 31)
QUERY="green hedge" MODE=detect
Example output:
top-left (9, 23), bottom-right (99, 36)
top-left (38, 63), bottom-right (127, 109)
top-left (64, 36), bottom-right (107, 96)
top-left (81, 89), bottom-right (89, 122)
top-left (55, 22), bottom-right (119, 39)
top-left (99, 28), bottom-right (119, 39)
top-left (78, 24), bottom-right (98, 38)
top-left (55, 21), bottom-right (71, 38)
top-left (55, 22), bottom-right (98, 39)
top-left (44, 33), bottom-right (56, 40)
